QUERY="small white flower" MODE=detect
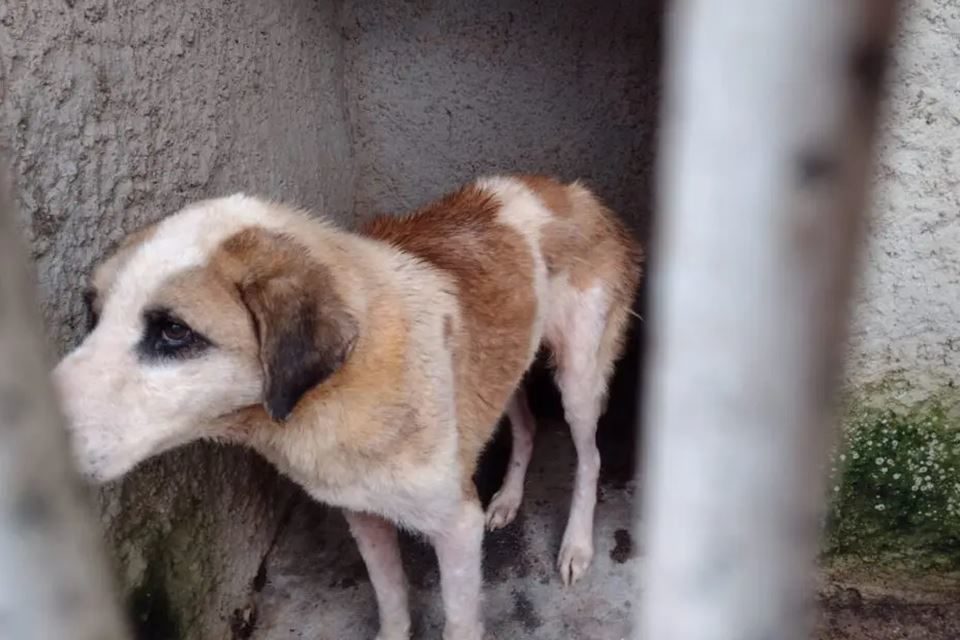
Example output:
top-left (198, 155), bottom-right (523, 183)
top-left (875, 504), bottom-right (886, 511)
top-left (893, 473), bottom-right (901, 480)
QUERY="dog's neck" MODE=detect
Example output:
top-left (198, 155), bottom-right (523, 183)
top-left (209, 239), bottom-right (418, 491)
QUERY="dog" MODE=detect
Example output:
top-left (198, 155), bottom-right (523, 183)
top-left (53, 175), bottom-right (642, 640)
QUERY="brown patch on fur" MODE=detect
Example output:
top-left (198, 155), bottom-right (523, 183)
top-left (516, 174), bottom-right (575, 222)
top-left (151, 267), bottom-right (252, 346)
top-left (362, 186), bottom-right (538, 485)
top-left (519, 174), bottom-right (642, 296)
top-left (519, 174), bottom-right (643, 385)
top-left (203, 226), bottom-right (427, 474)
top-left (212, 229), bottom-right (358, 421)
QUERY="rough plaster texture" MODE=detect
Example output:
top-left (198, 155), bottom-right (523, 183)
top-left (849, 0), bottom-right (960, 397)
top-left (3, 0), bottom-right (958, 638)
top-left (342, 0), bottom-right (662, 231)
top-left (0, 1), bottom-right (353, 638)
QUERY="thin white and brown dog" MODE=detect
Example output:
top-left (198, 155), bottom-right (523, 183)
top-left (53, 175), bottom-right (641, 640)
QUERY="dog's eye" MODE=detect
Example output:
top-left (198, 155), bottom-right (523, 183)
top-left (138, 308), bottom-right (211, 361)
top-left (160, 321), bottom-right (191, 346)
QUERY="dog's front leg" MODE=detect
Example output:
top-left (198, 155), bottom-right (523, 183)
top-left (431, 500), bottom-right (486, 640)
top-left (345, 510), bottom-right (411, 640)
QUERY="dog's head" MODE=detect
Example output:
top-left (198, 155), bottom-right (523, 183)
top-left (53, 196), bottom-right (358, 482)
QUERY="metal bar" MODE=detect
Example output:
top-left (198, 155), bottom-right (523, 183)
top-left (0, 160), bottom-right (129, 640)
top-left (636, 2), bottom-right (898, 639)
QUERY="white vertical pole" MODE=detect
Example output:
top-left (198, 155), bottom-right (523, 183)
top-left (637, 2), bottom-right (898, 640)
top-left (0, 161), bottom-right (130, 640)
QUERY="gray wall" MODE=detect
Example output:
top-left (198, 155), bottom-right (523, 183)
top-left (343, 0), bottom-right (661, 229)
top-left (848, 0), bottom-right (960, 400)
top-left (2, 0), bottom-right (958, 637)
top-left (0, 1), bottom-right (662, 635)
top-left (0, 1), bottom-right (353, 638)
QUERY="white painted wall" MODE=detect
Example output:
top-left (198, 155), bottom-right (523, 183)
top-left (850, 0), bottom-right (960, 396)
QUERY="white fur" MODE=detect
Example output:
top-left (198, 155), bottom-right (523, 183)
top-left (53, 195), bottom-right (289, 480)
top-left (54, 181), bottom-right (634, 638)
top-left (432, 500), bottom-right (486, 640)
top-left (481, 176), bottom-right (621, 584)
top-left (346, 511), bottom-right (411, 640)
top-left (546, 280), bottom-right (612, 584)
top-left (476, 176), bottom-right (553, 366)
top-left (249, 241), bottom-right (467, 536)
top-left (485, 388), bottom-right (537, 530)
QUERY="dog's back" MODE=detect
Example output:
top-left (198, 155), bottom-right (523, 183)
top-left (362, 175), bottom-right (641, 480)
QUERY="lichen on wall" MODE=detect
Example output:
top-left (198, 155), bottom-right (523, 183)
top-left (827, 402), bottom-right (960, 572)
top-left (0, 1), bottom-right (354, 638)
top-left (832, 0), bottom-right (960, 569)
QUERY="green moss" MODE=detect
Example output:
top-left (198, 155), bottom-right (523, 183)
top-left (825, 402), bottom-right (960, 571)
top-left (112, 494), bottom-right (220, 640)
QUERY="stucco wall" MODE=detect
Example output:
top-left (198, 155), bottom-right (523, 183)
top-left (343, 0), bottom-right (662, 231)
top-left (849, 0), bottom-right (960, 398)
top-left (1, 0), bottom-right (957, 637)
top-left (0, 1), bottom-right (353, 638)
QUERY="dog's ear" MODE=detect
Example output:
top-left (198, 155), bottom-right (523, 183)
top-left (227, 230), bottom-right (358, 422)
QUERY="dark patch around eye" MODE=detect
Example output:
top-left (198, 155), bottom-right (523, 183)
top-left (82, 287), bottom-right (99, 333)
top-left (137, 307), bottom-right (213, 362)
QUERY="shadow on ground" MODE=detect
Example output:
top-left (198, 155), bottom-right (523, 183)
top-left (251, 424), bottom-right (639, 640)
top-left (245, 305), bottom-right (960, 640)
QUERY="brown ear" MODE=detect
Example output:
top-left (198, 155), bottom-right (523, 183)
top-left (226, 230), bottom-right (358, 422)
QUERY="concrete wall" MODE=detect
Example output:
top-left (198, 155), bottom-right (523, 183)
top-left (1, 0), bottom-right (957, 637)
top-left (343, 0), bottom-right (662, 231)
top-left (848, 0), bottom-right (960, 399)
top-left (0, 1), bottom-right (353, 638)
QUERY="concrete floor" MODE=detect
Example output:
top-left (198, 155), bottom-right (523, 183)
top-left (251, 423), bottom-right (638, 640)
top-left (245, 357), bottom-right (960, 640)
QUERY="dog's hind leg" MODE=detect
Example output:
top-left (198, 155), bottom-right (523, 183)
top-left (485, 387), bottom-right (537, 530)
top-left (551, 282), bottom-right (631, 585)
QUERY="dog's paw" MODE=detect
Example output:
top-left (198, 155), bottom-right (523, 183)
top-left (442, 623), bottom-right (485, 640)
top-left (374, 621), bottom-right (411, 640)
top-left (485, 488), bottom-right (522, 530)
top-left (375, 627), bottom-right (410, 640)
top-left (557, 539), bottom-right (594, 586)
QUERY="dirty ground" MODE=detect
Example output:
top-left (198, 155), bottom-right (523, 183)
top-left (247, 419), bottom-right (959, 639)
